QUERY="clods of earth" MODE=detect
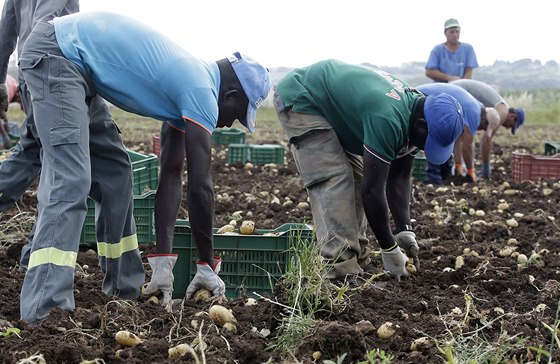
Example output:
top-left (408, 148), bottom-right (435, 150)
top-left (0, 139), bottom-right (558, 363)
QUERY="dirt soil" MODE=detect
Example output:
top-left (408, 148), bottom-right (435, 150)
top-left (0, 138), bottom-right (559, 364)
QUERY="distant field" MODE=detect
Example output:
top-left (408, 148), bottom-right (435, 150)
top-left (6, 89), bottom-right (559, 154)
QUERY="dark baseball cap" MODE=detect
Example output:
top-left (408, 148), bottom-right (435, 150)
top-left (511, 108), bottom-right (525, 134)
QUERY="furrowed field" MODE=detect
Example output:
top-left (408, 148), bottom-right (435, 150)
top-left (0, 89), bottom-right (559, 363)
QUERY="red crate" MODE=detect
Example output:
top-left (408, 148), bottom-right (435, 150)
top-left (512, 152), bottom-right (560, 182)
top-left (152, 133), bottom-right (160, 156)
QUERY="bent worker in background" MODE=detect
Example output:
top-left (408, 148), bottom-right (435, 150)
top-left (451, 79), bottom-right (525, 179)
top-left (418, 83), bottom-right (500, 184)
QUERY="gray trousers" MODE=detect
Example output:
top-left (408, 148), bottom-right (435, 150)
top-left (18, 21), bottom-right (144, 323)
top-left (0, 74), bottom-right (42, 212)
top-left (274, 92), bottom-right (370, 278)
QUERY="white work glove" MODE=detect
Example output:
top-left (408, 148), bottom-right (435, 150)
top-left (143, 254), bottom-right (178, 309)
top-left (381, 244), bottom-right (409, 281)
top-left (186, 257), bottom-right (226, 299)
top-left (395, 231), bottom-right (420, 270)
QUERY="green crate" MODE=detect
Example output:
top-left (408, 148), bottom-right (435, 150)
top-left (128, 149), bottom-right (159, 194)
top-left (171, 220), bottom-right (314, 298)
top-left (80, 190), bottom-right (156, 246)
top-left (226, 144), bottom-right (248, 164)
top-left (212, 128), bottom-right (246, 145)
top-left (544, 141), bottom-right (560, 156)
top-left (412, 155), bottom-right (427, 181)
top-left (227, 144), bottom-right (285, 165)
top-left (249, 144), bottom-right (285, 165)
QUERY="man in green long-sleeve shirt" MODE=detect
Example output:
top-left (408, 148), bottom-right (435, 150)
top-left (274, 59), bottom-right (464, 280)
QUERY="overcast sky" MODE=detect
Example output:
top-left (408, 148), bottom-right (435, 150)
top-left (4, 0), bottom-right (560, 68)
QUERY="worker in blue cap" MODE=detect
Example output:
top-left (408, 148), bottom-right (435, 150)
top-left (18, 11), bottom-right (270, 323)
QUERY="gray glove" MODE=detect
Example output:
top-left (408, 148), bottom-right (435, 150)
top-left (143, 254), bottom-right (178, 309)
top-left (381, 245), bottom-right (409, 281)
top-left (186, 257), bottom-right (226, 299)
top-left (395, 231), bottom-right (420, 269)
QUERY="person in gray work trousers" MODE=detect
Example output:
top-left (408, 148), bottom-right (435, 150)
top-left (0, 0), bottom-right (138, 297)
top-left (0, 0), bottom-right (79, 212)
top-left (0, 0), bottom-right (77, 269)
top-left (18, 11), bottom-right (270, 323)
top-left (17, 22), bottom-right (145, 323)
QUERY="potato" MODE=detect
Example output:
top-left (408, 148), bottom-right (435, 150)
top-left (455, 256), bottom-right (465, 270)
top-left (239, 220), bottom-right (256, 235)
top-left (168, 343), bottom-right (194, 359)
top-left (410, 337), bottom-right (433, 351)
top-left (377, 322), bottom-right (398, 339)
top-left (223, 322), bottom-right (237, 332)
top-left (208, 304), bottom-right (237, 325)
top-left (312, 351), bottom-right (322, 360)
top-left (506, 218), bottom-right (519, 228)
top-left (193, 288), bottom-right (212, 303)
top-left (217, 224), bottom-right (235, 234)
top-left (245, 298), bottom-right (257, 306)
top-left (115, 330), bottom-right (142, 347)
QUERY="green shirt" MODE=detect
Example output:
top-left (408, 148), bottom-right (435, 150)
top-left (277, 59), bottom-right (421, 162)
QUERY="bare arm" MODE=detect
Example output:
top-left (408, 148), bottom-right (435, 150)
top-left (480, 133), bottom-right (492, 164)
top-left (462, 68), bottom-right (474, 79)
top-left (461, 131), bottom-right (475, 169)
top-left (155, 123), bottom-right (186, 254)
top-left (184, 121), bottom-right (214, 265)
top-left (425, 68), bottom-right (461, 82)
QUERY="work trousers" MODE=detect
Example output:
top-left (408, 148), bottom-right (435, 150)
top-left (18, 21), bottom-right (144, 323)
top-left (274, 91), bottom-right (370, 279)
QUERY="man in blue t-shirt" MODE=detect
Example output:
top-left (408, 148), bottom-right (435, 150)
top-left (425, 18), bottom-right (479, 82)
top-left (18, 12), bottom-right (270, 323)
top-left (418, 83), bottom-right (500, 184)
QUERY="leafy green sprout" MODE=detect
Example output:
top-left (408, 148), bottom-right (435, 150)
top-left (0, 327), bottom-right (21, 337)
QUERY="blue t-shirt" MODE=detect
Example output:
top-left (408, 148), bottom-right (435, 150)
top-left (417, 83), bottom-right (481, 135)
top-left (54, 11), bottom-right (220, 133)
top-left (425, 43), bottom-right (478, 79)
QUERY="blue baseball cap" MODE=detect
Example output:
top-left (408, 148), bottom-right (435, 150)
top-left (229, 52), bottom-right (271, 133)
top-left (511, 108), bottom-right (525, 134)
top-left (423, 93), bottom-right (464, 165)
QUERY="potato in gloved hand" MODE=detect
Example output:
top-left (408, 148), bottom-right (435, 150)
top-left (381, 244), bottom-right (409, 281)
top-left (394, 231), bottom-right (420, 270)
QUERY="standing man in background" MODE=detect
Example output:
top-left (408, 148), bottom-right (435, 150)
top-left (423, 18), bottom-right (479, 179)
top-left (425, 18), bottom-right (479, 82)
top-left (451, 79), bottom-right (525, 178)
